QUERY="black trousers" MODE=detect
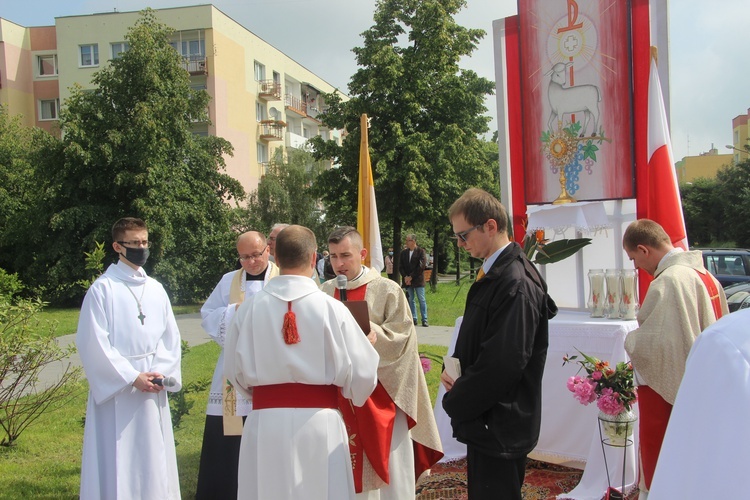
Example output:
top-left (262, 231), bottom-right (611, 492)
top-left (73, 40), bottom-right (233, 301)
top-left (466, 446), bottom-right (526, 500)
top-left (195, 414), bottom-right (246, 500)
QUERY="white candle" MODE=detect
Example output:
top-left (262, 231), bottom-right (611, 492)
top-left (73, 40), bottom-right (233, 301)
top-left (621, 273), bottom-right (638, 319)
top-left (606, 271), bottom-right (621, 319)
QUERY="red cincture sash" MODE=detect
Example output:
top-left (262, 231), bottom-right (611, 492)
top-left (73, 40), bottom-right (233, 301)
top-left (253, 383), bottom-right (338, 410)
top-left (696, 270), bottom-right (724, 321)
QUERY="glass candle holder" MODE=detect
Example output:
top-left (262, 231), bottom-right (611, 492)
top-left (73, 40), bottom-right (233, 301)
top-left (620, 269), bottom-right (638, 320)
top-left (587, 269), bottom-right (606, 318)
top-left (605, 269), bottom-right (621, 319)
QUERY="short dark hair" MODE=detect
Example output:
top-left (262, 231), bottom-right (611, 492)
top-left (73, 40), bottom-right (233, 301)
top-left (327, 226), bottom-right (363, 248)
top-left (448, 188), bottom-right (508, 234)
top-left (275, 225), bottom-right (317, 269)
top-left (112, 217), bottom-right (147, 242)
top-left (623, 219), bottom-right (671, 251)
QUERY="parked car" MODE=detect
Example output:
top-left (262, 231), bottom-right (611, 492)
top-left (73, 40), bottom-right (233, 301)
top-left (700, 249), bottom-right (750, 288)
top-left (722, 282), bottom-right (750, 313)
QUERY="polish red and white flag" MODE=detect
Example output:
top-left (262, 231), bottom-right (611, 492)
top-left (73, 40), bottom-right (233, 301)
top-left (646, 55), bottom-right (689, 250)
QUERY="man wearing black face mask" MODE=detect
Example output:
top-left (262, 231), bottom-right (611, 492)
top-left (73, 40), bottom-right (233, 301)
top-left (76, 217), bottom-right (183, 499)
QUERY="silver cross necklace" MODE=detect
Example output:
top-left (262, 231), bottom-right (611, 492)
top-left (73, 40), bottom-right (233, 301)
top-left (123, 282), bottom-right (147, 325)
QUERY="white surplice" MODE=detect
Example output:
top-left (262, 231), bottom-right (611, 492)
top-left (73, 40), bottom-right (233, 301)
top-left (649, 308), bottom-right (750, 499)
top-left (225, 275), bottom-right (379, 500)
top-left (76, 261), bottom-right (182, 500)
top-left (200, 265), bottom-right (277, 416)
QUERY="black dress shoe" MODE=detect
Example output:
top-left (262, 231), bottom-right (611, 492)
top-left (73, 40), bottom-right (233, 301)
top-left (422, 321), bottom-right (429, 327)
top-left (413, 319), bottom-right (417, 325)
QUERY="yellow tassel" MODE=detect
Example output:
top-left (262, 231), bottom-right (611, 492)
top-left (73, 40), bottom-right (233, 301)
top-left (283, 301), bottom-right (300, 344)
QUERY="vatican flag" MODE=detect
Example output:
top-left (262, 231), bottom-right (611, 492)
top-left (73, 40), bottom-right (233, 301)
top-left (357, 114), bottom-right (384, 271)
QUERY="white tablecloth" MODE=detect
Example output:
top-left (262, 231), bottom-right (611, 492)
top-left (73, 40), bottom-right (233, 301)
top-left (433, 310), bottom-right (639, 499)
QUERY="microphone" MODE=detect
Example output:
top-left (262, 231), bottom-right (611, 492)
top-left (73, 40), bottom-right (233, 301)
top-left (336, 274), bottom-right (348, 302)
top-left (152, 376), bottom-right (177, 388)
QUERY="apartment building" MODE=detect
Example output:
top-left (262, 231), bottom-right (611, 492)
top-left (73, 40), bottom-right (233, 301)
top-left (730, 110), bottom-right (750, 164)
top-left (0, 4), bottom-right (344, 194)
top-left (675, 145), bottom-right (733, 184)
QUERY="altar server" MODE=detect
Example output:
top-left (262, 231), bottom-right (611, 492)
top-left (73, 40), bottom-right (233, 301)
top-left (225, 225), bottom-right (379, 500)
top-left (195, 231), bottom-right (278, 499)
top-left (77, 217), bottom-right (182, 499)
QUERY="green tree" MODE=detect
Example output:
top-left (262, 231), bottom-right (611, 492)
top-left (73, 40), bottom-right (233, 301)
top-left (14, 10), bottom-right (245, 304)
top-left (310, 0), bottom-right (498, 281)
top-left (680, 177), bottom-right (724, 246)
top-left (242, 148), bottom-right (328, 245)
top-left (715, 157), bottom-right (750, 247)
top-left (0, 107), bottom-right (60, 276)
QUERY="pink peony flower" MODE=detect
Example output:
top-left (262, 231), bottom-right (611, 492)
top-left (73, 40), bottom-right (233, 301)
top-left (567, 376), bottom-right (579, 392)
top-left (571, 378), bottom-right (597, 405)
top-left (591, 371), bottom-right (603, 380)
top-left (597, 388), bottom-right (625, 415)
top-left (420, 356), bottom-right (431, 373)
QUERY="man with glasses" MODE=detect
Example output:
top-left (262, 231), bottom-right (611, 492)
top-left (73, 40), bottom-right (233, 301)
top-left (440, 189), bottom-right (557, 500)
top-left (77, 217), bottom-right (182, 499)
top-left (196, 231), bottom-right (278, 499)
top-left (399, 234), bottom-right (429, 327)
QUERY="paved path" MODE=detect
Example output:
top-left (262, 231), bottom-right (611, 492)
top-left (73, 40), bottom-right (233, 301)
top-left (40, 314), bottom-right (453, 389)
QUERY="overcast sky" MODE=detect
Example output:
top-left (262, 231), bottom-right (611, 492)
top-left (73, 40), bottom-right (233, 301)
top-left (4, 0), bottom-right (749, 161)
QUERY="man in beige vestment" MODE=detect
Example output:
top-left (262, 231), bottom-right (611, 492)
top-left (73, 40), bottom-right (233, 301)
top-left (622, 219), bottom-right (727, 497)
top-left (322, 226), bottom-right (443, 499)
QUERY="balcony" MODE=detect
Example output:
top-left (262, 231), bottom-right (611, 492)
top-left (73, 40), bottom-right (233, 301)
top-left (284, 94), bottom-right (307, 117)
top-left (259, 120), bottom-right (286, 141)
top-left (258, 80), bottom-right (282, 101)
top-left (181, 56), bottom-right (208, 76)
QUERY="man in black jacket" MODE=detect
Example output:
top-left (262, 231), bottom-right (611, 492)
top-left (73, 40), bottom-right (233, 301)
top-left (399, 234), bottom-right (429, 326)
top-left (441, 188), bottom-right (557, 500)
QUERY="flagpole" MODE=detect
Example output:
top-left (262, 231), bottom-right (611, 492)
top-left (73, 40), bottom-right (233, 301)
top-left (357, 114), bottom-right (384, 272)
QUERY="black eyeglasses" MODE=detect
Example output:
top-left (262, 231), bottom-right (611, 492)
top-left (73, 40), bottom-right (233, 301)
top-left (451, 223), bottom-right (485, 243)
top-left (239, 246), bottom-right (268, 262)
top-left (118, 240), bottom-right (152, 248)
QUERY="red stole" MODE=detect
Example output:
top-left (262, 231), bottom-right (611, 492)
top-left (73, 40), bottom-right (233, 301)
top-left (335, 283), bottom-right (396, 492)
top-left (335, 282), bottom-right (442, 492)
top-left (695, 269), bottom-right (724, 321)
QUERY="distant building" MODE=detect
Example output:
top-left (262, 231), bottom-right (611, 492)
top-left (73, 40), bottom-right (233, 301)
top-left (730, 109), bottom-right (750, 164)
top-left (675, 144), bottom-right (733, 184)
top-left (0, 5), bottom-right (344, 195)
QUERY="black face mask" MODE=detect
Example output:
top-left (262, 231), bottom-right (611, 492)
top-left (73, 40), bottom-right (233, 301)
top-left (122, 247), bottom-right (150, 267)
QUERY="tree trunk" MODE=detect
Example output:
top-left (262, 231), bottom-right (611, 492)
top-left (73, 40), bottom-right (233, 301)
top-left (392, 216), bottom-right (403, 284)
top-left (431, 227), bottom-right (439, 291)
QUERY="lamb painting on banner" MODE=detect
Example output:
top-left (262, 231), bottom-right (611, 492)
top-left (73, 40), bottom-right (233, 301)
top-left (519, 0), bottom-right (635, 204)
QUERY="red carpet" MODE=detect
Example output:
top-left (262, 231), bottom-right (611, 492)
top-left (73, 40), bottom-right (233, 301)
top-left (415, 458), bottom-right (639, 499)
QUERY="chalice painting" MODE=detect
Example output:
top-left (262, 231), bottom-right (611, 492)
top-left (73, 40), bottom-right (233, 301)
top-left (518, 0), bottom-right (635, 204)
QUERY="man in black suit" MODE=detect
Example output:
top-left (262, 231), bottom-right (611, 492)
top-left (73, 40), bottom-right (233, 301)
top-left (399, 234), bottom-right (428, 327)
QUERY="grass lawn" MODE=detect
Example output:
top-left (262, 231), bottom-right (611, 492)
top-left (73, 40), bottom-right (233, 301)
top-left (425, 279), bottom-right (470, 327)
top-left (0, 341), bottom-right (448, 499)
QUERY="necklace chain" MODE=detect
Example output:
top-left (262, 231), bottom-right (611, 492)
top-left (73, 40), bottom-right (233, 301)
top-left (123, 282), bottom-right (147, 325)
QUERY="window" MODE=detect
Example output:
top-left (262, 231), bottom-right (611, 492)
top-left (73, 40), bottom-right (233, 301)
top-left (39, 99), bottom-right (59, 120)
top-left (80, 44), bottom-right (99, 67)
top-left (37, 54), bottom-right (58, 76)
top-left (257, 143), bottom-right (268, 163)
top-left (256, 102), bottom-right (266, 122)
top-left (254, 61), bottom-right (265, 82)
top-left (111, 42), bottom-right (130, 59)
top-left (171, 39), bottom-right (205, 59)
